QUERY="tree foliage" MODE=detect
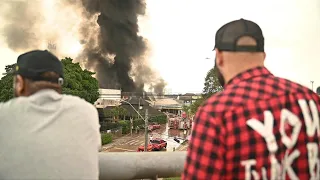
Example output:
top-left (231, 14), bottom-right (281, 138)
top-left (183, 66), bottom-right (223, 115)
top-left (188, 98), bottom-right (206, 115)
top-left (105, 106), bottom-right (128, 120)
top-left (0, 57), bottom-right (99, 104)
top-left (202, 66), bottom-right (223, 98)
top-left (61, 57), bottom-right (99, 104)
top-left (182, 105), bottom-right (190, 114)
top-left (4, 64), bottom-right (16, 75)
top-left (0, 64), bottom-right (15, 102)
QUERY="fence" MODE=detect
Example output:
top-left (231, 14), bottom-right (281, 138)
top-left (99, 151), bottom-right (186, 180)
top-left (100, 123), bottom-right (123, 138)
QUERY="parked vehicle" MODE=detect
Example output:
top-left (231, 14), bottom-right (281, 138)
top-left (148, 125), bottom-right (154, 132)
top-left (148, 123), bottom-right (161, 131)
top-left (137, 144), bottom-right (161, 152)
top-left (173, 137), bottom-right (180, 143)
top-left (150, 138), bottom-right (167, 149)
top-left (150, 122), bottom-right (161, 129)
top-left (169, 116), bottom-right (192, 130)
top-left (137, 138), bottom-right (167, 152)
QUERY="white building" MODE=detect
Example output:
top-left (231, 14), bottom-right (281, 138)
top-left (95, 89), bottom-right (121, 108)
top-left (98, 89), bottom-right (121, 100)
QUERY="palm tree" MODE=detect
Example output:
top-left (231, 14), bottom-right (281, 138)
top-left (109, 106), bottom-right (128, 121)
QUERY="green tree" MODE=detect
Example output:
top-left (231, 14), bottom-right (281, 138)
top-left (0, 57), bottom-right (99, 104)
top-left (202, 66), bottom-right (223, 98)
top-left (61, 57), bottom-right (99, 104)
top-left (187, 66), bottom-right (223, 115)
top-left (4, 64), bottom-right (16, 75)
top-left (182, 105), bottom-right (189, 113)
top-left (0, 64), bottom-right (15, 102)
top-left (188, 98), bottom-right (206, 115)
top-left (107, 106), bottom-right (128, 121)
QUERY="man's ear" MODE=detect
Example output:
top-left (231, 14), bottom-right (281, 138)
top-left (215, 49), bottom-right (224, 67)
top-left (15, 75), bottom-right (25, 96)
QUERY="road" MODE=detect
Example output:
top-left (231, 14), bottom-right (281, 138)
top-left (176, 142), bottom-right (189, 151)
top-left (104, 134), bottom-right (147, 152)
top-left (102, 124), bottom-right (191, 152)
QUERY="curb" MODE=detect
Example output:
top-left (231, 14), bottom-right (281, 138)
top-left (102, 145), bottom-right (115, 151)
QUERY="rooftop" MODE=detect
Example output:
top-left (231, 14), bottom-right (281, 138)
top-left (99, 89), bottom-right (121, 95)
top-left (152, 98), bottom-right (182, 106)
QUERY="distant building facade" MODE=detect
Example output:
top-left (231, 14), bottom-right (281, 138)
top-left (95, 89), bottom-right (121, 108)
top-left (150, 98), bottom-right (183, 115)
top-left (177, 93), bottom-right (202, 106)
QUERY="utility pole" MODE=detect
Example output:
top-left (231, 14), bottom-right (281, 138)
top-left (144, 109), bottom-right (149, 152)
top-left (130, 117), bottom-right (133, 136)
top-left (311, 81), bottom-right (314, 91)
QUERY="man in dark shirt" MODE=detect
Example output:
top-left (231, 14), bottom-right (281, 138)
top-left (183, 18), bottom-right (320, 180)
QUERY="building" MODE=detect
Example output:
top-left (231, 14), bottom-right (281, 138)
top-left (95, 89), bottom-right (121, 108)
top-left (150, 98), bottom-right (183, 115)
top-left (120, 97), bottom-right (165, 118)
top-left (97, 91), bottom-right (166, 121)
top-left (177, 93), bottom-right (202, 106)
top-left (99, 89), bottom-right (121, 100)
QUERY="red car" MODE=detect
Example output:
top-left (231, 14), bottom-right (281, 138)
top-left (137, 138), bottom-right (167, 152)
top-left (150, 138), bottom-right (167, 150)
top-left (151, 123), bottom-right (161, 129)
top-left (148, 125), bottom-right (154, 132)
top-left (148, 123), bottom-right (161, 132)
top-left (137, 144), bottom-right (161, 152)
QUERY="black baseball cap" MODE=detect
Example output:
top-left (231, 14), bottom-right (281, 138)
top-left (14, 50), bottom-right (64, 84)
top-left (214, 18), bottom-right (264, 52)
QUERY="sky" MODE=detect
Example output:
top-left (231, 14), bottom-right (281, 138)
top-left (0, 0), bottom-right (320, 94)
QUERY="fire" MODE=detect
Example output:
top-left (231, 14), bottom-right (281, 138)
top-left (67, 41), bottom-right (82, 56)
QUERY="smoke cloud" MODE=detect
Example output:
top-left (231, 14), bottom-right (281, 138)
top-left (0, 1), bottom-right (43, 51)
top-left (0, 0), bottom-right (166, 93)
top-left (152, 79), bottom-right (167, 95)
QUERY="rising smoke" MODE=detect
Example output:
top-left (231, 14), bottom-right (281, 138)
top-left (0, 0), bottom-right (166, 93)
top-left (0, 1), bottom-right (43, 52)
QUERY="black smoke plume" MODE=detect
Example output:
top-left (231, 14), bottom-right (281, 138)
top-left (79, 0), bottom-right (152, 92)
top-left (153, 79), bottom-right (166, 95)
top-left (0, 0), bottom-right (166, 93)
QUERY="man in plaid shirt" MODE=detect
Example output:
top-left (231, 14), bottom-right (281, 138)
top-left (183, 18), bottom-right (320, 180)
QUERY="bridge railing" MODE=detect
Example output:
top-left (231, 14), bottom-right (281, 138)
top-left (99, 151), bottom-right (186, 180)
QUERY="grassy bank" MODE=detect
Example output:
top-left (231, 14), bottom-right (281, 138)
top-left (101, 133), bottom-right (113, 145)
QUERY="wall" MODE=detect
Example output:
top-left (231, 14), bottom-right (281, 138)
top-left (95, 88), bottom-right (122, 107)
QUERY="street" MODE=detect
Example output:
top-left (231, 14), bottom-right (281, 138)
top-left (104, 134), bottom-right (147, 152)
top-left (102, 124), bottom-right (190, 152)
top-left (176, 142), bottom-right (189, 151)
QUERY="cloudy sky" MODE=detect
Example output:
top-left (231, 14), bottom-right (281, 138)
top-left (0, 0), bottom-right (319, 94)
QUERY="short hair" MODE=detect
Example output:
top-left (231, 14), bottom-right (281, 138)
top-left (236, 36), bottom-right (257, 46)
top-left (25, 71), bottom-right (62, 95)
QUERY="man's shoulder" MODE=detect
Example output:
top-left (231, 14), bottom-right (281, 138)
top-left (0, 97), bottom-right (29, 109)
top-left (200, 92), bottom-right (226, 114)
top-left (275, 76), bottom-right (311, 93)
top-left (194, 94), bottom-right (226, 127)
top-left (271, 76), bottom-right (318, 100)
top-left (227, 75), bottom-right (312, 100)
top-left (200, 76), bottom-right (314, 112)
top-left (0, 97), bottom-right (31, 118)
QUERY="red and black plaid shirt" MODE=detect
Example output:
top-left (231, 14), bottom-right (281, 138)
top-left (183, 66), bottom-right (320, 180)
